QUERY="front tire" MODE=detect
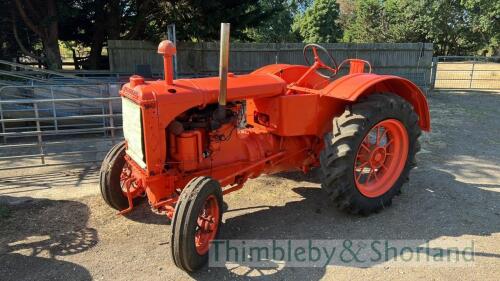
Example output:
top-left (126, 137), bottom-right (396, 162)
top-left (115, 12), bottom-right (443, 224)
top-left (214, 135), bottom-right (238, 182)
top-left (320, 93), bottom-right (421, 215)
top-left (99, 141), bottom-right (142, 210)
top-left (170, 177), bottom-right (223, 272)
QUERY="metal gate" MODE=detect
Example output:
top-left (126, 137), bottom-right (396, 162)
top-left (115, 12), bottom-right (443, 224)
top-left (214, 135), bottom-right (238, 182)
top-left (0, 85), bottom-right (123, 171)
top-left (0, 61), bottom-right (123, 171)
top-left (431, 56), bottom-right (500, 90)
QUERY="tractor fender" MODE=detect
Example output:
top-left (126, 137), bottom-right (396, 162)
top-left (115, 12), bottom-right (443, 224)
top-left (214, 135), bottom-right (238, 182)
top-left (321, 73), bottom-right (430, 131)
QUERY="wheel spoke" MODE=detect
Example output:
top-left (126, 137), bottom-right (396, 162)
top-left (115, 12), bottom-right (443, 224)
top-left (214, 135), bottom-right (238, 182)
top-left (380, 163), bottom-right (388, 170)
top-left (355, 161), bottom-right (369, 171)
top-left (356, 169), bottom-right (364, 182)
top-left (361, 142), bottom-right (371, 152)
top-left (385, 139), bottom-right (393, 148)
top-left (366, 168), bottom-right (374, 183)
top-left (379, 128), bottom-right (388, 145)
top-left (375, 126), bottom-right (381, 145)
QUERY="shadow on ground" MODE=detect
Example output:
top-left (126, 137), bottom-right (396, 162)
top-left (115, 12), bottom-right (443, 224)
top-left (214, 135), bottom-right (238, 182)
top-left (0, 166), bottom-right (99, 195)
top-left (185, 166), bottom-right (499, 280)
top-left (186, 90), bottom-right (500, 280)
top-left (0, 196), bottom-right (97, 281)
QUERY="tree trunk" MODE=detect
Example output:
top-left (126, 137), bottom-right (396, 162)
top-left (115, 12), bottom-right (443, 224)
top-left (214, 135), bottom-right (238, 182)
top-left (42, 39), bottom-right (62, 69)
top-left (44, 0), bottom-right (62, 69)
top-left (13, 0), bottom-right (62, 69)
top-left (88, 0), bottom-right (107, 69)
top-left (108, 0), bottom-right (121, 40)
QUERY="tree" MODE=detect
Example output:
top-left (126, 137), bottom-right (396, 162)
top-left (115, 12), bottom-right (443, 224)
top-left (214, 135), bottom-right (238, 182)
top-left (462, 0), bottom-right (500, 55)
top-left (0, 1), bottom-right (37, 64)
top-left (58, 0), bottom-right (160, 69)
top-left (342, 0), bottom-right (386, 43)
top-left (292, 0), bottom-right (342, 43)
top-left (76, 0), bottom-right (271, 68)
top-left (337, 0), bottom-right (356, 34)
top-left (343, 0), bottom-right (500, 56)
top-left (12, 0), bottom-right (63, 69)
top-left (244, 0), bottom-right (302, 43)
top-left (155, 0), bottom-right (270, 42)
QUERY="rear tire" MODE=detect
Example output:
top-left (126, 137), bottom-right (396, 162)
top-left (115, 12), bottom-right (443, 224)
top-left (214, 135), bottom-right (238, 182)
top-left (170, 177), bottom-right (223, 272)
top-left (320, 93), bottom-right (421, 215)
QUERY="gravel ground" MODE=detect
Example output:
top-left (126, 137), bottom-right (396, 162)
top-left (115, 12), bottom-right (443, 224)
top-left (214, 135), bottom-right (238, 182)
top-left (0, 90), bottom-right (499, 281)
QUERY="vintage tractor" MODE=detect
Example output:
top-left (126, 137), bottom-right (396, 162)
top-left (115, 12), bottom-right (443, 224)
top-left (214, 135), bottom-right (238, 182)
top-left (100, 23), bottom-right (430, 271)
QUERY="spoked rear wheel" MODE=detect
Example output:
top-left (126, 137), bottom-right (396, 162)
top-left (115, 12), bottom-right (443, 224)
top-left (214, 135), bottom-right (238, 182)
top-left (320, 93), bottom-right (421, 215)
top-left (170, 177), bottom-right (223, 272)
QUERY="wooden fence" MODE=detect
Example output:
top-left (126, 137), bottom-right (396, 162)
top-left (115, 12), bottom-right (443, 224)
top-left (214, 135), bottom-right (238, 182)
top-left (108, 40), bottom-right (433, 90)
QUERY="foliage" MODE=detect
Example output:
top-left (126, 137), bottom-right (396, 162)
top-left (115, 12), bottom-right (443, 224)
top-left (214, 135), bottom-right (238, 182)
top-left (155, 1), bottom-right (270, 42)
top-left (244, 0), bottom-right (302, 43)
top-left (2, 0), bottom-right (499, 70)
top-left (292, 0), bottom-right (342, 43)
top-left (461, 0), bottom-right (500, 55)
top-left (343, 0), bottom-right (500, 55)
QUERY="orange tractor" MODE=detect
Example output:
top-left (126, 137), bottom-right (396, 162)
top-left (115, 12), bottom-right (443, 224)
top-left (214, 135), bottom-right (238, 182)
top-left (100, 24), bottom-right (430, 271)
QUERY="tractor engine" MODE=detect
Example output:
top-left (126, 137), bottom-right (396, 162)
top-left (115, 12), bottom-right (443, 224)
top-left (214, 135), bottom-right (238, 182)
top-left (166, 102), bottom-right (316, 175)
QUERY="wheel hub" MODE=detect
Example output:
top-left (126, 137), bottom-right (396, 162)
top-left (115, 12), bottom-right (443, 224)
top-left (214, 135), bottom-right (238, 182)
top-left (120, 162), bottom-right (142, 197)
top-left (369, 147), bottom-right (387, 168)
top-left (198, 215), bottom-right (215, 232)
top-left (195, 195), bottom-right (220, 255)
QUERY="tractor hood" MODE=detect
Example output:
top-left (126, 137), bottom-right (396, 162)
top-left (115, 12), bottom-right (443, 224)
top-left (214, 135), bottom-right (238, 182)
top-left (121, 73), bottom-right (286, 108)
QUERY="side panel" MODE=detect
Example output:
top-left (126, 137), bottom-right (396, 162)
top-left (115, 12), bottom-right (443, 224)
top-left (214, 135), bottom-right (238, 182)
top-left (320, 74), bottom-right (431, 131)
top-left (247, 94), bottom-right (345, 137)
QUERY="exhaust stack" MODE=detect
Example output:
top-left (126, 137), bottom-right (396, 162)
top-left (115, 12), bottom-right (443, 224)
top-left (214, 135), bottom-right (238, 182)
top-left (218, 23), bottom-right (230, 106)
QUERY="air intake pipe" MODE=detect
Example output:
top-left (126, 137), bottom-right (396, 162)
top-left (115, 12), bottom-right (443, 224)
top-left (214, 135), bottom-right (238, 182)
top-left (158, 40), bottom-right (176, 85)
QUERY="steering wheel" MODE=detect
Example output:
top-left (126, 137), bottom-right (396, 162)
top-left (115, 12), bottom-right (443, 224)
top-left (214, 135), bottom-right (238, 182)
top-left (303, 43), bottom-right (338, 79)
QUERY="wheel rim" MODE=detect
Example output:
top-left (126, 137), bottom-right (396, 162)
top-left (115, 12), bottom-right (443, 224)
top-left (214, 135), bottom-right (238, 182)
top-left (194, 195), bottom-right (220, 255)
top-left (120, 162), bottom-right (140, 196)
top-left (353, 119), bottom-right (409, 198)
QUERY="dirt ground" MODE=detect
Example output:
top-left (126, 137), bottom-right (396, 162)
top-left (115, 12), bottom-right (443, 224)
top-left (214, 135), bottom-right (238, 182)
top-left (1, 90), bottom-right (499, 281)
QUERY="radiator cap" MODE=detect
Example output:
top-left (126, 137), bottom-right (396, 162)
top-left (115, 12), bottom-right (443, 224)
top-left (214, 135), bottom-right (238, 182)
top-left (129, 75), bottom-right (145, 87)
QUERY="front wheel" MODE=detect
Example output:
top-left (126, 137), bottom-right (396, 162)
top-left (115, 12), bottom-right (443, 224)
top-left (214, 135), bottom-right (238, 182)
top-left (99, 141), bottom-right (143, 210)
top-left (320, 93), bottom-right (421, 215)
top-left (170, 177), bottom-right (223, 272)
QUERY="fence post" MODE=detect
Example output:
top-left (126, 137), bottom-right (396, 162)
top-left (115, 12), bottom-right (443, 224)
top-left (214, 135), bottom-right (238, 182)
top-left (469, 61), bottom-right (475, 89)
top-left (275, 43), bottom-right (280, 64)
top-left (100, 86), bottom-right (106, 137)
top-left (0, 96), bottom-right (6, 144)
top-left (167, 24), bottom-right (178, 79)
top-left (33, 102), bottom-right (45, 165)
top-left (430, 57), bottom-right (438, 91)
top-left (50, 86), bottom-right (59, 132)
top-left (108, 94), bottom-right (115, 145)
